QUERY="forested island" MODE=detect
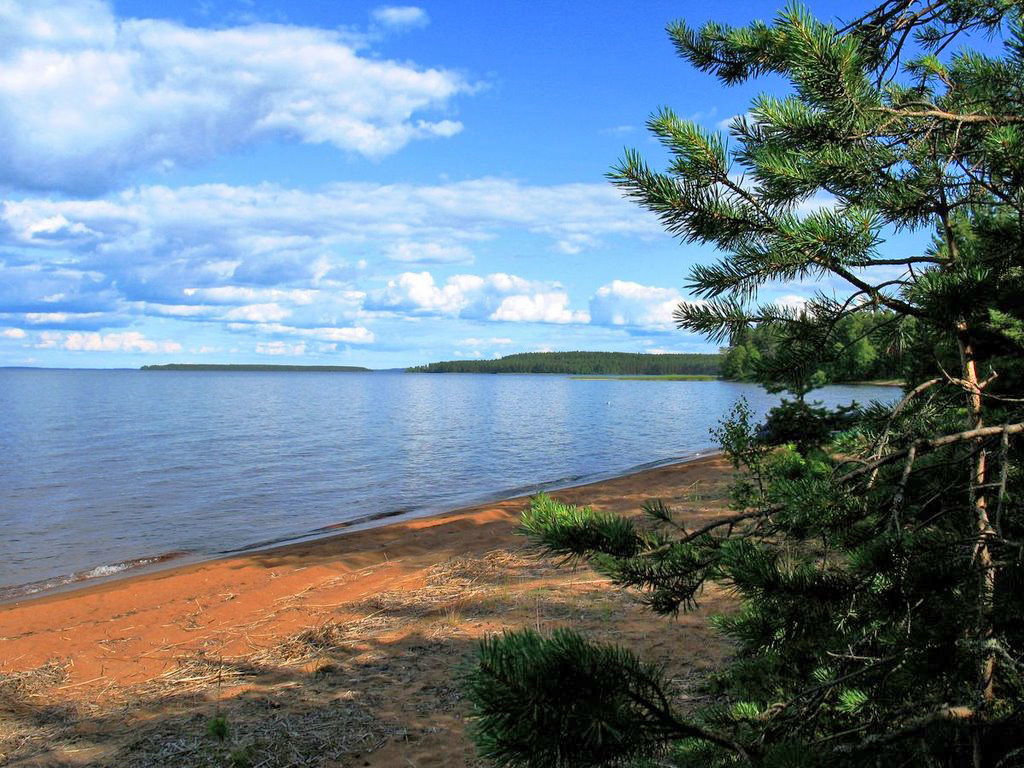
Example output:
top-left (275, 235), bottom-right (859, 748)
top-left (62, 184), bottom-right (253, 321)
top-left (407, 351), bottom-right (723, 376)
top-left (141, 364), bottom-right (369, 372)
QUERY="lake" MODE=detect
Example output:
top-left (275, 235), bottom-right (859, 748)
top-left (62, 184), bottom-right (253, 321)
top-left (0, 369), bottom-right (898, 599)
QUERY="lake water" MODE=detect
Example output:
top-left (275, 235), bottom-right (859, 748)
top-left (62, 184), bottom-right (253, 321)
top-left (0, 369), bottom-right (898, 600)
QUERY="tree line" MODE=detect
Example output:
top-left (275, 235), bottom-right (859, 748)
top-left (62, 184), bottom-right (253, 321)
top-left (407, 351), bottom-right (724, 376)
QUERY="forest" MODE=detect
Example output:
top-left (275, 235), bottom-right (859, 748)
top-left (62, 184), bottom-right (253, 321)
top-left (721, 311), bottom-right (905, 382)
top-left (407, 351), bottom-right (723, 375)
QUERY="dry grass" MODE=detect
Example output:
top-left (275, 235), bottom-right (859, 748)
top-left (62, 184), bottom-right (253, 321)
top-left (0, 658), bottom-right (71, 699)
top-left (0, 552), bottom-right (548, 766)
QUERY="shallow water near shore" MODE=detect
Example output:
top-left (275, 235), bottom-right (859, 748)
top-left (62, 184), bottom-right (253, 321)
top-left (0, 369), bottom-right (897, 598)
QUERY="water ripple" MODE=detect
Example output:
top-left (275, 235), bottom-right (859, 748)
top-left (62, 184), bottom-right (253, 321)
top-left (0, 370), bottom-right (897, 595)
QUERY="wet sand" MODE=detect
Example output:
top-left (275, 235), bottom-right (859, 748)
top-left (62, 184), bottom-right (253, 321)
top-left (0, 454), bottom-right (736, 767)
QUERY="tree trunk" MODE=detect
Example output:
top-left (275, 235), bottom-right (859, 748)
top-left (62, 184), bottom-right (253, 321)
top-left (957, 323), bottom-right (994, 768)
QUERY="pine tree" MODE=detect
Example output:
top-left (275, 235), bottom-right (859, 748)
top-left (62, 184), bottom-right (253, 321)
top-left (463, 1), bottom-right (1024, 765)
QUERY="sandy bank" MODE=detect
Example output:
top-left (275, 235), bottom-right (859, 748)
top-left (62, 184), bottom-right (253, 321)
top-left (0, 454), bottom-right (736, 767)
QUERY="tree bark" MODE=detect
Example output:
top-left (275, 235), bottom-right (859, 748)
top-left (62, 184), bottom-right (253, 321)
top-left (958, 323), bottom-right (994, 768)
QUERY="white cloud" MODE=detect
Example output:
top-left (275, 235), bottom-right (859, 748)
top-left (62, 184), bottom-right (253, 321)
top-left (491, 293), bottom-right (589, 324)
top-left (554, 233), bottom-right (597, 255)
top-left (386, 241), bottom-right (474, 264)
top-left (0, 179), bottom-right (662, 345)
top-left (371, 6), bottom-right (429, 28)
top-left (372, 271), bottom-right (588, 324)
top-left (140, 303), bottom-right (218, 317)
top-left (0, 0), bottom-right (470, 192)
top-left (589, 280), bottom-right (682, 330)
top-left (255, 341), bottom-right (306, 356)
top-left (2, 181), bottom-right (657, 307)
top-left (775, 294), bottom-right (808, 311)
top-left (2, 328), bottom-right (27, 339)
top-left (24, 312), bottom-right (70, 324)
top-left (238, 323), bottom-right (375, 344)
top-left (717, 112), bottom-right (753, 131)
top-left (458, 337), bottom-right (513, 346)
top-left (183, 287), bottom-right (318, 305)
top-left (223, 303), bottom-right (292, 323)
top-left (38, 330), bottom-right (181, 353)
top-left (374, 271), bottom-right (474, 314)
top-left (686, 107), bottom-right (719, 123)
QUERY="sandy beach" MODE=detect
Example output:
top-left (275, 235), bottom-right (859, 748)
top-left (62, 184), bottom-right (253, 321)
top-left (0, 455), bottom-right (736, 767)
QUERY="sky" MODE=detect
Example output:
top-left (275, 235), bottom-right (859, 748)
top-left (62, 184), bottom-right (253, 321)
top-left (0, 0), bottom-right (931, 369)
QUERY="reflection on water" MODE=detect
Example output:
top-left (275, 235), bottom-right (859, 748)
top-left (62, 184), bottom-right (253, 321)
top-left (0, 369), bottom-right (898, 594)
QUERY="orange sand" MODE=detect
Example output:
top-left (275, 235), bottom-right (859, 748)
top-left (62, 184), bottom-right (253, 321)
top-left (0, 455), bottom-right (736, 767)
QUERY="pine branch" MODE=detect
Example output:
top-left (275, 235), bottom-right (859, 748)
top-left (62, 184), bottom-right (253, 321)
top-left (876, 106), bottom-right (1024, 124)
top-left (842, 422), bottom-right (1024, 485)
top-left (834, 705), bottom-right (975, 754)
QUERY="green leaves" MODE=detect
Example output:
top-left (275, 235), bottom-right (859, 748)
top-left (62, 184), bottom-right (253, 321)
top-left (520, 494), bottom-right (646, 561)
top-left (520, 494), bottom-right (714, 615)
top-left (464, 628), bottom-right (679, 767)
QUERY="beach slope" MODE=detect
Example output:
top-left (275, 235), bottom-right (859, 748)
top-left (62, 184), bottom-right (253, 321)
top-left (0, 455), bottom-right (735, 767)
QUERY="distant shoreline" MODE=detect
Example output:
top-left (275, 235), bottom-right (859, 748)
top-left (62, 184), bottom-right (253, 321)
top-left (570, 374), bottom-right (718, 381)
top-left (140, 363), bottom-right (370, 372)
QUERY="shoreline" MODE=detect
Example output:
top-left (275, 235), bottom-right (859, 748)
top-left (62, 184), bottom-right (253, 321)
top-left (0, 450), bottom-right (718, 607)
top-left (0, 453), bottom-right (730, 662)
top-left (0, 453), bottom-right (735, 766)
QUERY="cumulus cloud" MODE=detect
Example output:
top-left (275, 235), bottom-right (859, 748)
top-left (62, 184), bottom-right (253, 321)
top-left (589, 280), bottom-right (682, 330)
top-left (371, 6), bottom-right (429, 28)
top-left (491, 293), bottom-right (588, 324)
top-left (371, 271), bottom-right (588, 324)
top-left (2, 328), bottom-right (27, 339)
top-left (0, 179), bottom-right (664, 355)
top-left (372, 271), bottom-right (474, 314)
top-left (0, 0), bottom-right (470, 192)
top-left (35, 330), bottom-right (181, 353)
top-left (0, 179), bottom-right (657, 326)
top-left (2, 181), bottom-right (655, 304)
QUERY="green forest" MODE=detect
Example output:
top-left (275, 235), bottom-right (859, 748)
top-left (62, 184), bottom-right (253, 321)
top-left (722, 311), bottom-right (905, 383)
top-left (408, 351), bottom-right (723, 375)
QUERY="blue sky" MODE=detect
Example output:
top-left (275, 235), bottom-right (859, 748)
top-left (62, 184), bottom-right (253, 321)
top-left (0, 0), bottom-right (929, 368)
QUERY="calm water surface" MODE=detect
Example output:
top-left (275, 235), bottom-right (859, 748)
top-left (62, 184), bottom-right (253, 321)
top-left (0, 370), bottom-right (898, 598)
